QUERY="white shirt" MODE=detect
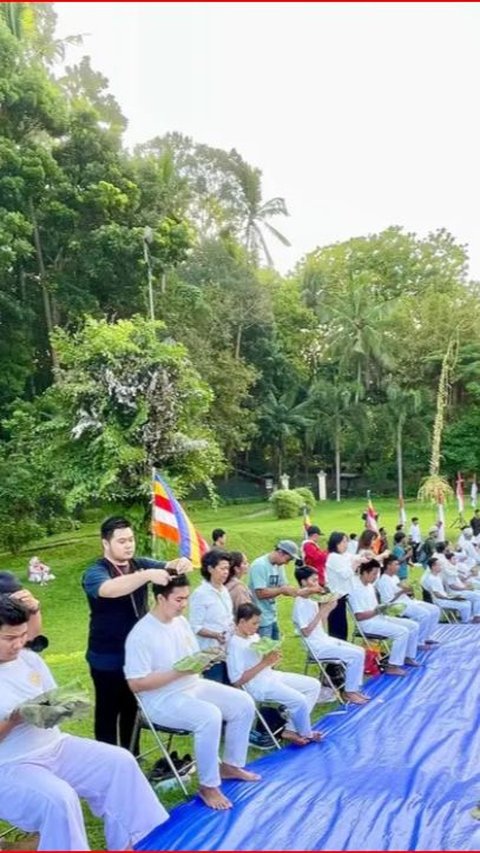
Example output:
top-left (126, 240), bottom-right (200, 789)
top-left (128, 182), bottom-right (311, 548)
top-left (376, 573), bottom-right (410, 605)
top-left (325, 552), bottom-right (356, 596)
top-left (421, 570), bottom-right (446, 597)
top-left (292, 596), bottom-right (328, 641)
top-left (409, 523), bottom-right (422, 544)
top-left (0, 650), bottom-right (64, 765)
top-left (226, 633), bottom-right (275, 693)
top-left (189, 581), bottom-right (234, 650)
top-left (346, 540), bottom-right (358, 555)
top-left (124, 613), bottom-right (200, 713)
top-left (349, 578), bottom-right (378, 614)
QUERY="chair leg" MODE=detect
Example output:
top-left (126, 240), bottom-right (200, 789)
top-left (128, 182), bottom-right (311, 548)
top-left (143, 718), bottom-right (189, 796)
top-left (253, 706), bottom-right (282, 750)
top-left (129, 711), bottom-right (141, 754)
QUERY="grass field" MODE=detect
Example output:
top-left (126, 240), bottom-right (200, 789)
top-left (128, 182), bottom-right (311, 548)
top-left (0, 497), bottom-right (460, 848)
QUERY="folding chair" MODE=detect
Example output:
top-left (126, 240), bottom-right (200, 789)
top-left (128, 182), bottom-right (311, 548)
top-left (241, 687), bottom-right (283, 751)
top-left (347, 600), bottom-right (391, 661)
top-left (299, 636), bottom-right (348, 713)
top-left (422, 588), bottom-right (460, 623)
top-left (129, 695), bottom-right (195, 796)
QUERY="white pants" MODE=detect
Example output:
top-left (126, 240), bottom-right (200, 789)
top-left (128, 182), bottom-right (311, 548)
top-left (307, 636), bottom-right (365, 692)
top-left (245, 671), bottom-right (320, 737)
top-left (402, 600), bottom-right (441, 643)
top-left (447, 588), bottom-right (480, 616)
top-left (147, 680), bottom-right (255, 788)
top-left (0, 736), bottom-right (168, 851)
top-left (434, 596), bottom-right (472, 622)
top-left (360, 615), bottom-right (419, 665)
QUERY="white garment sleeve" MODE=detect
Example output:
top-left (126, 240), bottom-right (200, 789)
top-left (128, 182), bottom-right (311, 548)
top-left (124, 627), bottom-right (155, 679)
top-left (188, 588), bottom-right (209, 635)
top-left (226, 639), bottom-right (248, 685)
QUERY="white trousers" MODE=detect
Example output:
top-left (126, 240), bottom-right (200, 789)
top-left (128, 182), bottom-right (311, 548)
top-left (148, 680), bottom-right (255, 788)
top-left (245, 671), bottom-right (320, 737)
top-left (434, 596), bottom-right (472, 622)
top-left (307, 636), bottom-right (365, 692)
top-left (360, 615), bottom-right (419, 665)
top-left (447, 589), bottom-right (480, 616)
top-left (0, 736), bottom-right (168, 851)
top-left (402, 600), bottom-right (441, 643)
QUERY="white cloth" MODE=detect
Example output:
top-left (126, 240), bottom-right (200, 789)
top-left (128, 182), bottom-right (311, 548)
top-left (124, 613), bottom-right (200, 712)
top-left (376, 573), bottom-right (440, 643)
top-left (142, 679), bottom-right (255, 788)
top-left (346, 540), bottom-right (358, 555)
top-left (0, 736), bottom-right (168, 851)
top-left (0, 651), bottom-right (64, 764)
top-left (189, 581), bottom-right (234, 649)
top-left (421, 570), bottom-right (472, 622)
top-left (293, 597), bottom-right (365, 692)
top-left (438, 561), bottom-right (480, 615)
top-left (226, 633), bottom-right (319, 736)
top-left (409, 523), bottom-right (422, 544)
top-left (325, 552), bottom-right (356, 596)
top-left (349, 579), bottom-right (418, 664)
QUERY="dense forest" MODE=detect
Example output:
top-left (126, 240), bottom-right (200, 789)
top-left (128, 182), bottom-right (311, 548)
top-left (1, 3), bottom-right (479, 550)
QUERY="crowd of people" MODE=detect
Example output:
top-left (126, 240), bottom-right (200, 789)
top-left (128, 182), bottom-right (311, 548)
top-left (1, 509), bottom-right (480, 849)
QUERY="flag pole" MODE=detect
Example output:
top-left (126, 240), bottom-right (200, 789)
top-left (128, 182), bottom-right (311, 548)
top-left (151, 466), bottom-right (157, 559)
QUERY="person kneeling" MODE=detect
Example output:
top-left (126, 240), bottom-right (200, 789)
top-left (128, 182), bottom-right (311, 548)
top-left (227, 603), bottom-right (324, 746)
top-left (0, 596), bottom-right (167, 852)
top-left (349, 560), bottom-right (421, 676)
top-left (124, 574), bottom-right (260, 811)
top-left (293, 566), bottom-right (369, 705)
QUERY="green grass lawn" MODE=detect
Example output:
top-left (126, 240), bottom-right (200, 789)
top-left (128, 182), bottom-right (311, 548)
top-left (0, 497), bottom-right (460, 848)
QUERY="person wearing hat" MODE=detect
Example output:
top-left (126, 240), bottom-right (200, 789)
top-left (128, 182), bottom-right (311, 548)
top-left (248, 540), bottom-right (302, 639)
top-left (301, 526), bottom-right (328, 587)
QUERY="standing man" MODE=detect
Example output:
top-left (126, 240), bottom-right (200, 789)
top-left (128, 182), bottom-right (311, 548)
top-left (248, 540), bottom-right (301, 639)
top-left (409, 517), bottom-right (422, 563)
top-left (470, 509), bottom-right (480, 539)
top-left (82, 516), bottom-right (192, 749)
top-left (211, 529), bottom-right (227, 549)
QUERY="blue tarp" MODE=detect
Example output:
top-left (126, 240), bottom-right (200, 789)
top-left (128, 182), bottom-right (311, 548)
top-left (137, 624), bottom-right (480, 851)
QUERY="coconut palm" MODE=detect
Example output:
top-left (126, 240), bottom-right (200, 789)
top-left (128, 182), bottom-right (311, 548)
top-left (230, 161), bottom-right (290, 266)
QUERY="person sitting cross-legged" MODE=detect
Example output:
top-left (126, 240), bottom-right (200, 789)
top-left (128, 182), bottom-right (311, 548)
top-left (124, 574), bottom-right (260, 811)
top-left (227, 603), bottom-right (324, 746)
top-left (292, 566), bottom-right (369, 705)
top-left (0, 596), bottom-right (168, 852)
top-left (421, 557), bottom-right (472, 623)
top-left (349, 560), bottom-right (421, 677)
top-left (376, 555), bottom-right (441, 647)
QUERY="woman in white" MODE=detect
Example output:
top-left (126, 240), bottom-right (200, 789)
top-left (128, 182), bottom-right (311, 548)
top-left (292, 565), bottom-right (368, 704)
top-left (325, 531), bottom-right (358, 640)
top-left (349, 560), bottom-right (420, 676)
top-left (227, 603), bottom-right (323, 746)
top-left (376, 555), bottom-right (440, 645)
top-left (189, 549), bottom-right (234, 683)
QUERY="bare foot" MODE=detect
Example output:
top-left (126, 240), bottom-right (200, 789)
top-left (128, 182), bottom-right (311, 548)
top-left (343, 691), bottom-right (370, 704)
top-left (281, 729), bottom-right (310, 746)
top-left (404, 657), bottom-right (421, 667)
top-left (472, 616), bottom-right (480, 624)
top-left (306, 731), bottom-right (325, 742)
top-left (384, 664), bottom-right (407, 676)
top-left (220, 763), bottom-right (261, 782)
top-left (198, 785), bottom-right (232, 810)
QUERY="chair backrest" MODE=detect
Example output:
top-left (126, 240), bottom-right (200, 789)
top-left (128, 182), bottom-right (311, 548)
top-left (422, 588), bottom-right (433, 604)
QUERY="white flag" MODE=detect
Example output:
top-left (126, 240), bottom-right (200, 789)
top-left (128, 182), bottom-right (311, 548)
top-left (471, 479), bottom-right (478, 509)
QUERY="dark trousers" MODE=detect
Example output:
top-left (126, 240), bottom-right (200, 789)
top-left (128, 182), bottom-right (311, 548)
top-left (90, 667), bottom-right (139, 752)
top-left (203, 660), bottom-right (231, 685)
top-left (328, 596), bottom-right (349, 641)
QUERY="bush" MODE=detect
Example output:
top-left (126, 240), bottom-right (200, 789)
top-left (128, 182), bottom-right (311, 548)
top-left (0, 520), bottom-right (46, 555)
top-left (293, 487), bottom-right (316, 512)
top-left (45, 517), bottom-right (81, 536)
top-left (270, 489), bottom-right (304, 519)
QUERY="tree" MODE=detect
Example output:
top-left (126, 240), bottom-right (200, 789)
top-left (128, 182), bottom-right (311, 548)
top-left (257, 384), bottom-right (314, 480)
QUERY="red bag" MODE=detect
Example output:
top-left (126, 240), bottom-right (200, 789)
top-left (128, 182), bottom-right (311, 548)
top-left (364, 648), bottom-right (381, 676)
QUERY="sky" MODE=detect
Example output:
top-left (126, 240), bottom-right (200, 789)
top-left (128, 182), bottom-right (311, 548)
top-left (54, 2), bottom-right (480, 278)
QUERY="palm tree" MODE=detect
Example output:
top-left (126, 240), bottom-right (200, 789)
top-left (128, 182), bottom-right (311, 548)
top-left (384, 383), bottom-right (426, 500)
top-left (258, 386), bottom-right (314, 480)
top-left (231, 161), bottom-right (290, 266)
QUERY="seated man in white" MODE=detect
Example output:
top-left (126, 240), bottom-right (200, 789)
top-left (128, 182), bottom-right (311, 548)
top-left (421, 557), bottom-right (472, 623)
top-left (456, 528), bottom-right (480, 571)
top-left (436, 544), bottom-right (480, 622)
top-left (292, 565), bottom-right (369, 705)
top-left (226, 602), bottom-right (323, 746)
top-left (349, 560), bottom-right (420, 677)
top-left (124, 574), bottom-right (259, 811)
top-left (0, 596), bottom-right (168, 852)
top-left (376, 555), bottom-right (440, 646)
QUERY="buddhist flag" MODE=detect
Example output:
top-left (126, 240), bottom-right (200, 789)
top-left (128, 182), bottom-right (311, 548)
top-left (366, 490), bottom-right (379, 534)
top-left (399, 496), bottom-right (407, 526)
top-left (456, 472), bottom-right (465, 515)
top-left (302, 505), bottom-right (312, 540)
top-left (471, 477), bottom-right (478, 509)
top-left (152, 472), bottom-right (208, 567)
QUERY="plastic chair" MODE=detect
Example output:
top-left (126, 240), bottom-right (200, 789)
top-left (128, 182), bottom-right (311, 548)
top-left (129, 695), bottom-right (195, 796)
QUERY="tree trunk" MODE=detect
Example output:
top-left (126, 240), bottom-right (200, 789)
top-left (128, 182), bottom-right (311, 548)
top-left (335, 426), bottom-right (341, 502)
top-left (29, 198), bottom-right (59, 371)
top-left (235, 325), bottom-right (243, 360)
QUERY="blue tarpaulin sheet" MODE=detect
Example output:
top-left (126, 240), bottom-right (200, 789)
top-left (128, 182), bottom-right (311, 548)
top-left (137, 624), bottom-right (480, 851)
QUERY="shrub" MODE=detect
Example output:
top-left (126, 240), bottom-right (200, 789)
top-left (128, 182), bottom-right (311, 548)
top-left (293, 487), bottom-right (316, 512)
top-left (0, 520), bottom-right (46, 555)
top-left (270, 489), bottom-right (304, 519)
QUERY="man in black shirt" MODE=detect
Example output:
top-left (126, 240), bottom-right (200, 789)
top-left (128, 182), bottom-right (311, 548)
top-left (470, 510), bottom-right (480, 538)
top-left (82, 516), bottom-right (192, 748)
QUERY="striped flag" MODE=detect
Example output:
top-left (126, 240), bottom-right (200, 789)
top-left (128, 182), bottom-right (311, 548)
top-left (152, 472), bottom-right (208, 567)
top-left (398, 495), bottom-right (407, 526)
top-left (303, 505), bottom-right (312, 539)
top-left (365, 490), bottom-right (379, 534)
top-left (471, 477), bottom-right (478, 509)
top-left (436, 494), bottom-right (445, 542)
top-left (456, 472), bottom-right (465, 515)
